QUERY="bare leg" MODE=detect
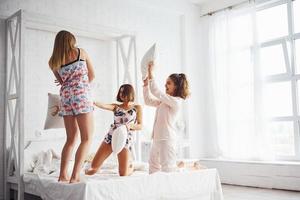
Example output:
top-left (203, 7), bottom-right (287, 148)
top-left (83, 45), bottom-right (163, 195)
top-left (58, 116), bottom-right (79, 182)
top-left (118, 148), bottom-right (133, 176)
top-left (85, 142), bottom-right (112, 175)
top-left (69, 112), bottom-right (94, 183)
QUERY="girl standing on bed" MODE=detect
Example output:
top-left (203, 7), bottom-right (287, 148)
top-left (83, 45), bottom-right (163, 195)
top-left (85, 84), bottom-right (142, 176)
top-left (49, 30), bottom-right (95, 183)
top-left (143, 61), bottom-right (190, 174)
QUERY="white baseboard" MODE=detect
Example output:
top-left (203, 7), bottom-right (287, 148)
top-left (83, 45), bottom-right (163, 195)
top-left (199, 159), bottom-right (300, 191)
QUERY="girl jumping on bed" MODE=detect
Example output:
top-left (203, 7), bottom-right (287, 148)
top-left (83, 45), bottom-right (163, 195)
top-left (85, 84), bottom-right (142, 176)
top-left (49, 30), bottom-right (95, 183)
top-left (143, 61), bottom-right (190, 174)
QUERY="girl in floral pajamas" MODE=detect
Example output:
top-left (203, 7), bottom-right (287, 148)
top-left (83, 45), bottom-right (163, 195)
top-left (49, 30), bottom-right (95, 183)
top-left (85, 84), bottom-right (143, 176)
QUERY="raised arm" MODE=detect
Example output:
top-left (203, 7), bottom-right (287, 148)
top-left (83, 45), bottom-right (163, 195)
top-left (143, 78), bottom-right (161, 107)
top-left (94, 101), bottom-right (116, 112)
top-left (81, 48), bottom-right (95, 82)
top-left (148, 79), bottom-right (179, 108)
top-left (147, 61), bottom-right (180, 108)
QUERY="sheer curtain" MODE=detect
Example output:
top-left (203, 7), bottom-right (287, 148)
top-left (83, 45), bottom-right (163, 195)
top-left (206, 3), bottom-right (276, 160)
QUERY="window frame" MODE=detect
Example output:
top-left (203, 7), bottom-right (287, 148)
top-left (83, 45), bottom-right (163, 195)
top-left (256, 0), bottom-right (300, 160)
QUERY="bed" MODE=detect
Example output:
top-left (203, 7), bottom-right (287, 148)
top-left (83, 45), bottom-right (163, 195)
top-left (22, 168), bottom-right (223, 200)
top-left (16, 131), bottom-right (223, 200)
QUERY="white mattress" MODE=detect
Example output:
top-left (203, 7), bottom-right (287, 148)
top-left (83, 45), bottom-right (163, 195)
top-left (23, 169), bottom-right (223, 200)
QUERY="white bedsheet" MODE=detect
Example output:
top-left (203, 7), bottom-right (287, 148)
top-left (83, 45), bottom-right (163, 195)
top-left (23, 169), bottom-right (223, 200)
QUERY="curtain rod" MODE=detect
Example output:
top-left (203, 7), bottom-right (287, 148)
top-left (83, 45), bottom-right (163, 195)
top-left (200, 0), bottom-right (253, 17)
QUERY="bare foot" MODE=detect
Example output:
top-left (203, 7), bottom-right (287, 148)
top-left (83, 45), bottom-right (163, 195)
top-left (177, 161), bottom-right (185, 168)
top-left (193, 161), bottom-right (207, 170)
top-left (58, 176), bottom-right (70, 183)
top-left (69, 177), bottom-right (80, 184)
top-left (85, 168), bottom-right (98, 175)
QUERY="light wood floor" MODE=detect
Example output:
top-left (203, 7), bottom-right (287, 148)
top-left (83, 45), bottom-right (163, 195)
top-left (222, 184), bottom-right (300, 200)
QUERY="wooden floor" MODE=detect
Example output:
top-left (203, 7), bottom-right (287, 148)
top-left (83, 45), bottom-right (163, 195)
top-left (223, 184), bottom-right (300, 200)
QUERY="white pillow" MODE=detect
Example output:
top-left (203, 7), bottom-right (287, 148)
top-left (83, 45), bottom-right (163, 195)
top-left (24, 138), bottom-right (65, 172)
top-left (111, 125), bottom-right (128, 155)
top-left (141, 43), bottom-right (157, 80)
top-left (44, 93), bottom-right (64, 129)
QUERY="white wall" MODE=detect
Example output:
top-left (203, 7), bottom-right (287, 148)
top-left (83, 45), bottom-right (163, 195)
top-left (184, 17), bottom-right (207, 158)
top-left (0, 0), bottom-right (203, 198)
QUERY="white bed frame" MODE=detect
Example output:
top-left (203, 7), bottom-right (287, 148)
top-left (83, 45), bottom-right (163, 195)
top-left (4, 9), bottom-right (138, 200)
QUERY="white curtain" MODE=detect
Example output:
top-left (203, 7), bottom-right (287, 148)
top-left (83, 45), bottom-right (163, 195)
top-left (206, 3), bottom-right (276, 160)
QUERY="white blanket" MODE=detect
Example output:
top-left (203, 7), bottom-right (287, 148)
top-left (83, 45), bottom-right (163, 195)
top-left (25, 150), bottom-right (223, 200)
top-left (24, 169), bottom-right (223, 200)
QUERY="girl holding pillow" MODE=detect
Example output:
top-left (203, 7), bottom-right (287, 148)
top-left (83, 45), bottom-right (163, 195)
top-left (85, 84), bottom-right (143, 176)
top-left (143, 61), bottom-right (190, 174)
top-left (49, 30), bottom-right (95, 183)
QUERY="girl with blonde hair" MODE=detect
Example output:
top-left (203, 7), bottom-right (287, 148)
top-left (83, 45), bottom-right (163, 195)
top-left (49, 30), bottom-right (95, 183)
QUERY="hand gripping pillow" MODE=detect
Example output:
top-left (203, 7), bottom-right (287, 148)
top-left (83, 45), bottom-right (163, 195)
top-left (112, 125), bottom-right (128, 154)
top-left (141, 43), bottom-right (156, 80)
top-left (44, 93), bottom-right (64, 129)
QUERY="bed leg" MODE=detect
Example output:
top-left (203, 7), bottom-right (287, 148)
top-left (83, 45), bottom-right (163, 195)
top-left (14, 189), bottom-right (18, 200)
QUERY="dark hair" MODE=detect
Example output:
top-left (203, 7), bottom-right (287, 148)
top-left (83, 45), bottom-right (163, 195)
top-left (168, 73), bottom-right (190, 99)
top-left (116, 84), bottom-right (135, 102)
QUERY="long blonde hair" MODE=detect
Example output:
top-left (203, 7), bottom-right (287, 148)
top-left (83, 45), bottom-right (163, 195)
top-left (49, 30), bottom-right (76, 71)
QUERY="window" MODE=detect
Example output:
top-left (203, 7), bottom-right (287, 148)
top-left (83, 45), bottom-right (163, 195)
top-left (257, 3), bottom-right (288, 42)
top-left (267, 121), bottom-right (295, 156)
top-left (257, 0), bottom-right (299, 160)
top-left (263, 81), bottom-right (293, 117)
top-left (207, 0), bottom-right (300, 161)
top-left (260, 44), bottom-right (290, 76)
top-left (294, 0), bottom-right (300, 33)
top-left (296, 39), bottom-right (300, 73)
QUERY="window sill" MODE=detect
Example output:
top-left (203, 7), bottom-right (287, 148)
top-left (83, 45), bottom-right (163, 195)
top-left (199, 158), bottom-right (300, 166)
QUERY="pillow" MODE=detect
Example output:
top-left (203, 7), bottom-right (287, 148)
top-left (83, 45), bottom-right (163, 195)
top-left (44, 93), bottom-right (64, 129)
top-left (141, 43), bottom-right (157, 80)
top-left (111, 125), bottom-right (128, 155)
top-left (24, 138), bottom-right (66, 172)
top-left (32, 149), bottom-right (60, 175)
